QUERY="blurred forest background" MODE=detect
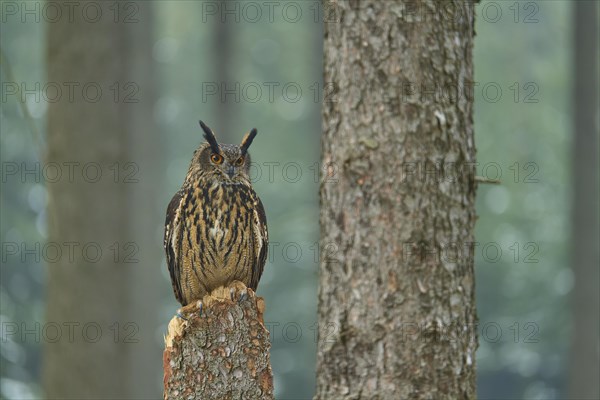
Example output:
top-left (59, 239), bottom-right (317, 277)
top-left (0, 1), bottom-right (598, 399)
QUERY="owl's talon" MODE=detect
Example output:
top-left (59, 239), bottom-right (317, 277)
top-left (230, 287), bottom-right (235, 301)
top-left (238, 290), bottom-right (248, 303)
top-left (176, 310), bottom-right (188, 321)
top-left (197, 300), bottom-right (203, 316)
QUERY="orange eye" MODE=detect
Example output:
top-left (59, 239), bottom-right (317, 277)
top-left (235, 157), bottom-right (245, 166)
top-left (210, 153), bottom-right (223, 164)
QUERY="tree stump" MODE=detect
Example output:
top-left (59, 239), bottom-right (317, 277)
top-left (163, 284), bottom-right (274, 399)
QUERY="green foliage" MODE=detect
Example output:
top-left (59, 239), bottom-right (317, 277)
top-left (474, 2), bottom-right (572, 398)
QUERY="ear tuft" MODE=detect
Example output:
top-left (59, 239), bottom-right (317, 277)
top-left (199, 120), bottom-right (220, 154)
top-left (240, 128), bottom-right (258, 155)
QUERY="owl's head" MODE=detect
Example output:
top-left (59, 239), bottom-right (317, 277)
top-left (188, 120), bottom-right (257, 184)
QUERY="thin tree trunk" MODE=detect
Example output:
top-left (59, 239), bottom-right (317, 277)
top-left (316, 1), bottom-right (477, 399)
top-left (44, 2), bottom-right (160, 398)
top-left (123, 2), bottom-right (165, 397)
top-left (163, 287), bottom-right (274, 399)
top-left (214, 0), bottom-right (235, 143)
top-left (569, 1), bottom-right (599, 399)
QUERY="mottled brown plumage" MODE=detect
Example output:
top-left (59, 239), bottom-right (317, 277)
top-left (164, 121), bottom-right (268, 307)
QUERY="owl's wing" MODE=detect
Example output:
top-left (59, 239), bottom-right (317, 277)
top-left (249, 193), bottom-right (268, 291)
top-left (164, 189), bottom-right (185, 305)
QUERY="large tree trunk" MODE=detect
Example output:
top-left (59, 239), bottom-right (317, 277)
top-left (43, 2), bottom-right (161, 398)
top-left (568, 1), bottom-right (599, 399)
top-left (316, 1), bottom-right (477, 399)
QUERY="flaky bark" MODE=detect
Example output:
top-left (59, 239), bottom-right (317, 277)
top-left (163, 286), bottom-right (274, 400)
top-left (316, 1), bottom-right (477, 399)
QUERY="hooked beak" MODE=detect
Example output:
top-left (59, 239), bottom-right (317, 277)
top-left (226, 166), bottom-right (235, 178)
